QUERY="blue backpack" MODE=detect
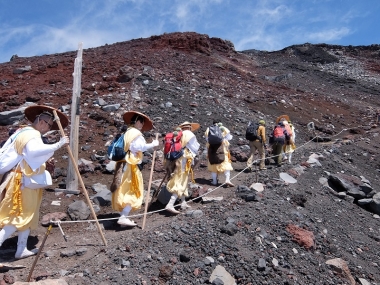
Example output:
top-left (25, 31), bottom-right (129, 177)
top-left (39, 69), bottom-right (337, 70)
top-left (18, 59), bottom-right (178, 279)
top-left (107, 134), bottom-right (126, 161)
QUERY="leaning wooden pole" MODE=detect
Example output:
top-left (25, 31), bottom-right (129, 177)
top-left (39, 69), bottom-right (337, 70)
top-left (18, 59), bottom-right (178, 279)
top-left (142, 133), bottom-right (159, 230)
top-left (53, 110), bottom-right (107, 246)
top-left (67, 42), bottom-right (83, 192)
top-left (27, 224), bottom-right (53, 282)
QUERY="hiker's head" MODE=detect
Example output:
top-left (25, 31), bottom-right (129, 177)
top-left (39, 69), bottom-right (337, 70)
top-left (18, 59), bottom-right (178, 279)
top-left (278, 121), bottom-right (285, 126)
top-left (123, 111), bottom-right (153, 132)
top-left (213, 119), bottom-right (220, 125)
top-left (259, 120), bottom-right (266, 126)
top-left (25, 105), bottom-right (68, 134)
top-left (33, 112), bottom-right (54, 134)
top-left (178, 121), bottom-right (200, 132)
top-left (131, 114), bottom-right (145, 130)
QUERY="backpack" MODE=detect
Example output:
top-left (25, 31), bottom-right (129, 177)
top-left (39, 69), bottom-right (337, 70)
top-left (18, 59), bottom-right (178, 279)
top-left (208, 125), bottom-right (223, 145)
top-left (107, 133), bottom-right (126, 161)
top-left (245, 122), bottom-right (261, 141)
top-left (0, 127), bottom-right (32, 174)
top-left (272, 125), bottom-right (285, 142)
top-left (164, 131), bottom-right (183, 161)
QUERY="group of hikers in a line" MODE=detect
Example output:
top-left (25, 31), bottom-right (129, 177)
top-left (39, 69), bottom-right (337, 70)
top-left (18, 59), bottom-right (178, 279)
top-left (0, 105), bottom-right (296, 259)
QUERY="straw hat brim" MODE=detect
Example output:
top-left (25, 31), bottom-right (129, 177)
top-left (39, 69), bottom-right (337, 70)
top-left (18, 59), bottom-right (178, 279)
top-left (24, 105), bottom-right (69, 130)
top-left (276, 115), bottom-right (290, 124)
top-left (123, 111), bottom-right (153, 132)
top-left (177, 121), bottom-right (200, 132)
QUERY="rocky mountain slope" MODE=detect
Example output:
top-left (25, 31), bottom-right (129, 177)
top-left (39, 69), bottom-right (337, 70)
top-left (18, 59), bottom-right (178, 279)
top-left (0, 32), bottom-right (380, 285)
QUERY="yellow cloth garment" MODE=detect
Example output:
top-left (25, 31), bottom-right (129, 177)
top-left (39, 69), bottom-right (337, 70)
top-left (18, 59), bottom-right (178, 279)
top-left (0, 128), bottom-right (44, 231)
top-left (111, 128), bottom-right (144, 212)
top-left (283, 141), bottom-right (296, 154)
top-left (205, 127), bottom-right (234, 174)
top-left (166, 148), bottom-right (194, 197)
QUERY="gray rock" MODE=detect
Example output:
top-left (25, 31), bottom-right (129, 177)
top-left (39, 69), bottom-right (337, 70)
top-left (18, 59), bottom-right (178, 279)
top-left (257, 258), bottom-right (266, 271)
top-left (105, 160), bottom-right (116, 173)
top-left (60, 249), bottom-right (77, 257)
top-left (91, 183), bottom-right (109, 193)
top-left (76, 248), bottom-right (88, 256)
top-left (359, 183), bottom-right (373, 194)
top-left (358, 278), bottom-right (371, 285)
top-left (101, 104), bottom-right (121, 112)
top-left (0, 105), bottom-right (29, 126)
top-left (220, 223), bottom-right (238, 236)
top-left (95, 98), bottom-right (107, 106)
top-left (13, 66), bottom-right (32, 74)
top-left (185, 210), bottom-right (203, 218)
top-left (92, 192), bottom-right (111, 206)
top-left (369, 192), bottom-right (380, 214)
top-left (67, 200), bottom-right (91, 220)
top-left (347, 188), bottom-right (366, 199)
top-left (209, 265), bottom-right (236, 285)
top-left (357, 198), bottom-right (373, 205)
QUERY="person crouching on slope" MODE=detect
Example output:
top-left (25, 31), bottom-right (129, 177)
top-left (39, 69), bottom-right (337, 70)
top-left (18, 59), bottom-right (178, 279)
top-left (111, 111), bottom-right (159, 227)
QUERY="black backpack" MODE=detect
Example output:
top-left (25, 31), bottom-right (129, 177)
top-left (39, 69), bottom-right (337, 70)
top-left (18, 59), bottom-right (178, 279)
top-left (208, 125), bottom-right (223, 145)
top-left (245, 122), bottom-right (261, 141)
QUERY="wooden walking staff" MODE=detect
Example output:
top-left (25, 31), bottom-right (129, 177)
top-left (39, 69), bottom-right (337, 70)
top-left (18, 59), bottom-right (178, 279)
top-left (142, 133), bottom-right (159, 230)
top-left (27, 224), bottom-right (53, 282)
top-left (53, 110), bottom-right (107, 246)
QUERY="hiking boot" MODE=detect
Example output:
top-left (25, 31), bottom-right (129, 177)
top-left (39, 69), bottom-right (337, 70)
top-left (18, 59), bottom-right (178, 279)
top-left (225, 181), bottom-right (235, 187)
top-left (259, 167), bottom-right (267, 170)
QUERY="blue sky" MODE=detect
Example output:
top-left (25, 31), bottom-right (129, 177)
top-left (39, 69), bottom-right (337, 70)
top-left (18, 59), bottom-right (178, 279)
top-left (0, 0), bottom-right (379, 63)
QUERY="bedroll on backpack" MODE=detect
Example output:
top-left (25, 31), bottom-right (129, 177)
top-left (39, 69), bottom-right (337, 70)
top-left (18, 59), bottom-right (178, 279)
top-left (107, 134), bottom-right (126, 161)
top-left (0, 127), bottom-right (32, 174)
top-left (164, 131), bottom-right (183, 161)
top-left (208, 125), bottom-right (223, 145)
top-left (245, 122), bottom-right (260, 141)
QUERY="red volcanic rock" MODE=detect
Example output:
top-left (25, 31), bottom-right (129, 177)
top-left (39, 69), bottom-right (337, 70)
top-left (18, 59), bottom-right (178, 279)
top-left (286, 224), bottom-right (315, 250)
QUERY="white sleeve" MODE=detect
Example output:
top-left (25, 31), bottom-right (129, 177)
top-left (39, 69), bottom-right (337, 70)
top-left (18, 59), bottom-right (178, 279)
top-left (129, 135), bottom-right (152, 153)
top-left (24, 138), bottom-right (60, 157)
top-left (224, 133), bottom-right (233, 141)
top-left (186, 136), bottom-right (200, 156)
top-left (23, 138), bottom-right (57, 171)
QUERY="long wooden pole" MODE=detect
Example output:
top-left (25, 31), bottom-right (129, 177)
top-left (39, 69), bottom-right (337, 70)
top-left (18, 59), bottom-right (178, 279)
top-left (53, 110), bottom-right (107, 246)
top-left (142, 133), bottom-right (159, 230)
top-left (67, 43), bottom-right (83, 192)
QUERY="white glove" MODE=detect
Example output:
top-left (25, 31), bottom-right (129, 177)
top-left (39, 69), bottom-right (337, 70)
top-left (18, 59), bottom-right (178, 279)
top-left (57, 136), bottom-right (69, 148)
top-left (151, 139), bottom-right (159, 147)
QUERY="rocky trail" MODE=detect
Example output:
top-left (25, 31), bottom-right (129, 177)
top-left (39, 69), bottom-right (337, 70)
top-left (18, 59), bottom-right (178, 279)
top-left (0, 32), bottom-right (379, 285)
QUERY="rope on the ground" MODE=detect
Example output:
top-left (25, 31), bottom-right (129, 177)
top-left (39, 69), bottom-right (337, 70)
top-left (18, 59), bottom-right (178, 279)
top-left (52, 126), bottom-right (351, 229)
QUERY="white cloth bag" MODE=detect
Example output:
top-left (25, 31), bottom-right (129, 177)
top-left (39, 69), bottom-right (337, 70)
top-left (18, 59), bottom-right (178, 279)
top-left (22, 170), bottom-right (52, 189)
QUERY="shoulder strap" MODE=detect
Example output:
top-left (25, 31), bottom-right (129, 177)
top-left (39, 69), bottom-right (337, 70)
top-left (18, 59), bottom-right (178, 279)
top-left (10, 127), bottom-right (34, 142)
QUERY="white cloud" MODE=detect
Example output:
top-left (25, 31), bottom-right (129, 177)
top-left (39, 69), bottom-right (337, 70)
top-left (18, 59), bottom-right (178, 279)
top-left (0, 0), bottom-right (376, 62)
top-left (306, 27), bottom-right (351, 42)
